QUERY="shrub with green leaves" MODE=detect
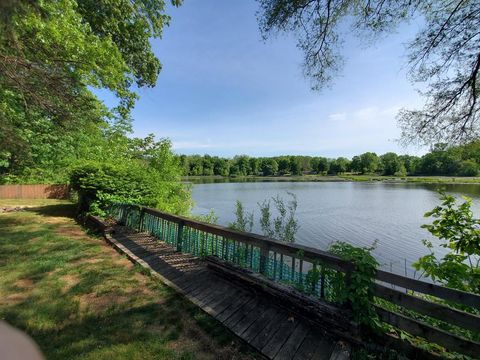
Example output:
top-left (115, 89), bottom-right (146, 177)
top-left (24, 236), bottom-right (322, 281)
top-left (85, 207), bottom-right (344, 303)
top-left (70, 161), bottom-right (191, 217)
top-left (259, 192), bottom-right (299, 243)
top-left (414, 192), bottom-right (480, 294)
top-left (229, 192), bottom-right (299, 242)
top-left (329, 241), bottom-right (379, 326)
top-left (229, 200), bottom-right (254, 232)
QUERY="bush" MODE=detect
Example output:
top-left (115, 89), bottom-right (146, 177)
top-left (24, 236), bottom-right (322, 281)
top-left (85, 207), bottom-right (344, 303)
top-left (329, 241), bottom-right (379, 326)
top-left (414, 192), bottom-right (480, 293)
top-left (229, 193), bottom-right (299, 242)
top-left (70, 161), bottom-right (191, 217)
top-left (459, 160), bottom-right (479, 176)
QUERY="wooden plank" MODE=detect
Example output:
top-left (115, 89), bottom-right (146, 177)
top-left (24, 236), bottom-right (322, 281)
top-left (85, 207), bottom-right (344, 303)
top-left (250, 309), bottom-right (289, 351)
top-left (241, 307), bottom-right (280, 343)
top-left (223, 298), bottom-right (259, 328)
top-left (147, 256), bottom-right (183, 271)
top-left (374, 283), bottom-right (480, 332)
top-left (328, 342), bottom-right (350, 360)
top-left (120, 242), bottom-right (151, 256)
top-left (274, 322), bottom-right (310, 360)
top-left (208, 288), bottom-right (247, 316)
top-left (141, 253), bottom-right (161, 263)
top-left (183, 274), bottom-right (214, 298)
top-left (292, 329), bottom-right (333, 360)
top-left (174, 276), bottom-right (208, 297)
top-left (191, 276), bottom-right (228, 305)
top-left (376, 306), bottom-right (480, 358)
top-left (231, 301), bottom-right (271, 336)
top-left (131, 249), bottom-right (158, 260)
top-left (262, 317), bottom-right (298, 359)
top-left (173, 273), bottom-right (202, 291)
top-left (148, 261), bottom-right (186, 281)
top-left (216, 292), bottom-right (254, 323)
top-left (196, 281), bottom-right (235, 310)
top-left (376, 270), bottom-right (480, 308)
top-left (173, 269), bottom-right (208, 288)
top-left (188, 283), bottom-right (213, 303)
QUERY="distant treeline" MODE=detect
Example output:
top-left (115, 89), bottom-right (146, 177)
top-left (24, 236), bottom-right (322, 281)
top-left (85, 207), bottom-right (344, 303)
top-left (179, 142), bottom-right (480, 177)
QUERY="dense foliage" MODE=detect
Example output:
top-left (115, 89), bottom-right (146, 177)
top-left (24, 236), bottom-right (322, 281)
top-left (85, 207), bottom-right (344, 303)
top-left (180, 141), bottom-right (480, 177)
top-left (1, 0), bottom-right (181, 174)
top-left (257, 0), bottom-right (480, 146)
top-left (329, 241), bottom-right (379, 326)
top-left (414, 192), bottom-right (480, 294)
top-left (70, 159), bottom-right (190, 217)
top-left (0, 0), bottom-right (190, 214)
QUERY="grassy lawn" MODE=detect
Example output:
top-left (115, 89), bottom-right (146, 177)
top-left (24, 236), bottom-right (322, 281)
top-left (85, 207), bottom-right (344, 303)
top-left (0, 199), bottom-right (73, 207)
top-left (0, 201), bottom-right (257, 360)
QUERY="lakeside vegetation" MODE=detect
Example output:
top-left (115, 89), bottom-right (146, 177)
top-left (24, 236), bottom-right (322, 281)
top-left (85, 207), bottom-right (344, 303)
top-left (179, 142), bottom-right (480, 179)
top-left (184, 174), bottom-right (480, 184)
top-left (0, 201), bottom-right (256, 360)
top-left (0, 1), bottom-right (192, 217)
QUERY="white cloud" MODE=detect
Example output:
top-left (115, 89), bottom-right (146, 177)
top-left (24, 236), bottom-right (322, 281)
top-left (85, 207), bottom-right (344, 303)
top-left (328, 112), bottom-right (347, 121)
top-left (172, 140), bottom-right (215, 150)
top-left (354, 106), bottom-right (380, 121)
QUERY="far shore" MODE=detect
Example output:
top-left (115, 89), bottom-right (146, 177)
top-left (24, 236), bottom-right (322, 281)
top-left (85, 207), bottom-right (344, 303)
top-left (182, 174), bottom-right (480, 185)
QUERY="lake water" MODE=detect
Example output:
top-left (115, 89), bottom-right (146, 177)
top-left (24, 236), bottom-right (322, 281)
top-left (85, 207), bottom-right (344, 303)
top-left (191, 181), bottom-right (480, 276)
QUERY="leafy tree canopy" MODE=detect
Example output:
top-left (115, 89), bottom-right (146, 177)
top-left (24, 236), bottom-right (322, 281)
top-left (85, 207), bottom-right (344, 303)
top-left (257, 0), bottom-right (480, 145)
top-left (0, 0), bottom-right (181, 170)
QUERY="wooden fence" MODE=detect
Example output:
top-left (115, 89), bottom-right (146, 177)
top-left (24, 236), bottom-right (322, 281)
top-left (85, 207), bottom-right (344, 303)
top-left (109, 203), bottom-right (480, 358)
top-left (0, 184), bottom-right (70, 199)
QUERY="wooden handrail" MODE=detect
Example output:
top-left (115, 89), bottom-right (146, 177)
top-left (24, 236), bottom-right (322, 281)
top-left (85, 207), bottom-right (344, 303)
top-left (144, 204), bottom-right (479, 308)
top-left (115, 203), bottom-right (480, 357)
top-left (375, 306), bottom-right (480, 358)
top-left (376, 269), bottom-right (480, 308)
top-left (143, 206), bottom-right (354, 272)
top-left (374, 284), bottom-right (480, 332)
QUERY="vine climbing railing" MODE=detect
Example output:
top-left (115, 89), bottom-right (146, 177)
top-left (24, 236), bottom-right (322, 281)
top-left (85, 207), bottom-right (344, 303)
top-left (108, 203), bottom-right (480, 358)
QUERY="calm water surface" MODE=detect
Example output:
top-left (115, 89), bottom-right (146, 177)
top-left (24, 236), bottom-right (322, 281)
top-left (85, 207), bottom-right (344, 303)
top-left (191, 181), bottom-right (480, 275)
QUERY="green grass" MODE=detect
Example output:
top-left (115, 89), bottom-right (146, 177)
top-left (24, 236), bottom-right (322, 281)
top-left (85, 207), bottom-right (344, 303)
top-left (0, 199), bottom-right (73, 207)
top-left (0, 202), bottom-right (257, 360)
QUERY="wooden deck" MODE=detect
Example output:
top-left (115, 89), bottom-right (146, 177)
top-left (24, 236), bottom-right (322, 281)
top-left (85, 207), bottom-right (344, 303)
top-left (105, 226), bottom-right (351, 360)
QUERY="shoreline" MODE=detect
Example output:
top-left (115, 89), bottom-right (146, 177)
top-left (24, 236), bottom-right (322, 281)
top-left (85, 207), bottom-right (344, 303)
top-left (182, 175), bottom-right (480, 185)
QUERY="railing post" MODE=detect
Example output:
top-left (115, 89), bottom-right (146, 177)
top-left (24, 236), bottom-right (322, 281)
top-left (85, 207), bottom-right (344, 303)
top-left (320, 265), bottom-right (326, 298)
top-left (138, 206), bottom-right (145, 231)
top-left (344, 263), bottom-right (355, 310)
top-left (259, 245), bottom-right (270, 276)
top-left (176, 220), bottom-right (185, 252)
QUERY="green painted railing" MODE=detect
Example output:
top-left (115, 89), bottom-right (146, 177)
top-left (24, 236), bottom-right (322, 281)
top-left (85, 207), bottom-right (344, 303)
top-left (108, 203), bottom-right (354, 303)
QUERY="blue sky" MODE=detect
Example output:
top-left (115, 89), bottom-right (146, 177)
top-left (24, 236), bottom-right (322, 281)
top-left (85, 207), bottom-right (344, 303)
top-left (111, 0), bottom-right (426, 158)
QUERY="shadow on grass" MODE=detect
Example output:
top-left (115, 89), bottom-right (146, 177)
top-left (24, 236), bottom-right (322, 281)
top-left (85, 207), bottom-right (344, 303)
top-left (27, 203), bottom-right (77, 218)
top-left (1, 281), bottom-right (247, 360)
top-left (3, 296), bottom-right (185, 359)
top-left (0, 203), bottom-right (257, 360)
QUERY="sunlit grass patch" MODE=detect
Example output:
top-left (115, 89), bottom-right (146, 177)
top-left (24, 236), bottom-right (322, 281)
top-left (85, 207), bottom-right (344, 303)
top-left (0, 199), bottom-right (73, 207)
top-left (0, 203), bottom-right (257, 360)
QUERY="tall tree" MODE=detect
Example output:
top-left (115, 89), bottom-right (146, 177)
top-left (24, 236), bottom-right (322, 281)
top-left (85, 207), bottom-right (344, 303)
top-left (0, 0), bottom-right (181, 178)
top-left (257, 0), bottom-right (480, 145)
top-left (380, 152), bottom-right (403, 176)
top-left (359, 152), bottom-right (379, 174)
